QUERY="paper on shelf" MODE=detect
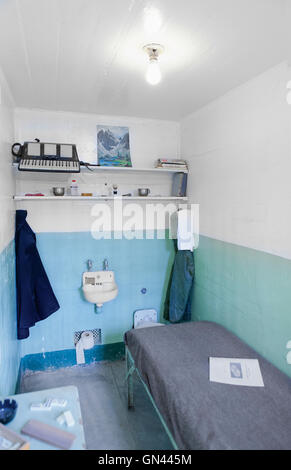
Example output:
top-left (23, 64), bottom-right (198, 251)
top-left (209, 357), bottom-right (264, 387)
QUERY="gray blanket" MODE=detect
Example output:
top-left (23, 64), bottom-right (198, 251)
top-left (124, 321), bottom-right (291, 450)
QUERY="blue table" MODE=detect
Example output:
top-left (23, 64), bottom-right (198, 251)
top-left (2, 386), bottom-right (86, 450)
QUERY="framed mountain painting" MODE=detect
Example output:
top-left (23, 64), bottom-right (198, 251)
top-left (97, 125), bottom-right (132, 167)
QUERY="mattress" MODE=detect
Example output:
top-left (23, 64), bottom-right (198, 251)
top-left (124, 321), bottom-right (291, 450)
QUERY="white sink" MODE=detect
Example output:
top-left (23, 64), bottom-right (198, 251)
top-left (82, 271), bottom-right (118, 307)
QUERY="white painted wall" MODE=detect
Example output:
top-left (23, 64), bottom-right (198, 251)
top-left (15, 108), bottom-right (180, 166)
top-left (0, 67), bottom-right (20, 396)
top-left (14, 108), bottom-right (181, 233)
top-left (181, 61), bottom-right (291, 260)
top-left (0, 68), bottom-right (15, 251)
top-left (13, 62), bottom-right (291, 251)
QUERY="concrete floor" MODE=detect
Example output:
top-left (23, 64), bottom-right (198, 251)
top-left (19, 360), bottom-right (173, 450)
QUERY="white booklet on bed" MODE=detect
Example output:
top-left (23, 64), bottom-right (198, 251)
top-left (209, 358), bottom-right (264, 387)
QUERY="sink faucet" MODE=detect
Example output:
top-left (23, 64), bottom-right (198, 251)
top-left (103, 259), bottom-right (109, 271)
top-left (87, 260), bottom-right (93, 271)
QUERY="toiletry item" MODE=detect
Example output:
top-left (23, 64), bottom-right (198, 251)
top-left (101, 182), bottom-right (109, 197)
top-left (112, 184), bottom-right (118, 196)
top-left (75, 330), bottom-right (94, 364)
top-left (81, 193), bottom-right (93, 197)
top-left (52, 187), bottom-right (65, 196)
top-left (70, 180), bottom-right (79, 196)
top-left (177, 209), bottom-right (195, 252)
top-left (138, 188), bottom-right (150, 197)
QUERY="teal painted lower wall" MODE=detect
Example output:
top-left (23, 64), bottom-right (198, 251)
top-left (20, 231), bottom-right (175, 361)
top-left (0, 240), bottom-right (20, 395)
top-left (19, 342), bottom-right (125, 377)
top-left (193, 236), bottom-right (291, 377)
top-left (6, 230), bottom-right (290, 386)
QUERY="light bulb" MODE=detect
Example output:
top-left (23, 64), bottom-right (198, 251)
top-left (146, 59), bottom-right (162, 85)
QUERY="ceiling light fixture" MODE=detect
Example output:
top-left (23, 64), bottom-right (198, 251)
top-left (143, 43), bottom-right (164, 86)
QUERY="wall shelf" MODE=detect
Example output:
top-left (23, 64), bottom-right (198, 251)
top-left (12, 163), bottom-right (188, 174)
top-left (13, 163), bottom-right (189, 202)
top-left (14, 195), bottom-right (188, 202)
top-left (80, 166), bottom-right (188, 174)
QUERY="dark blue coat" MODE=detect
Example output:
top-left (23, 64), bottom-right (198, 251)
top-left (164, 246), bottom-right (195, 323)
top-left (15, 210), bottom-right (60, 339)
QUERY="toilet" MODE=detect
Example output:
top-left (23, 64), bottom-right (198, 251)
top-left (133, 309), bottom-right (165, 329)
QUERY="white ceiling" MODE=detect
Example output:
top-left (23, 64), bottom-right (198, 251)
top-left (0, 0), bottom-right (290, 120)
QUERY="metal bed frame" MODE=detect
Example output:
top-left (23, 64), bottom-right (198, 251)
top-left (125, 346), bottom-right (179, 450)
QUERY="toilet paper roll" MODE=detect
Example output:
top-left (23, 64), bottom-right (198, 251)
top-left (76, 331), bottom-right (94, 365)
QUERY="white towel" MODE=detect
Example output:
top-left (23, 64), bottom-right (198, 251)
top-left (177, 209), bottom-right (195, 251)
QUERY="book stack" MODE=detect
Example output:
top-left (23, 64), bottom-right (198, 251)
top-left (156, 158), bottom-right (188, 171)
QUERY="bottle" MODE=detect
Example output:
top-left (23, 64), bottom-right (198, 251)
top-left (70, 179), bottom-right (79, 196)
top-left (101, 182), bottom-right (109, 197)
top-left (112, 184), bottom-right (118, 196)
